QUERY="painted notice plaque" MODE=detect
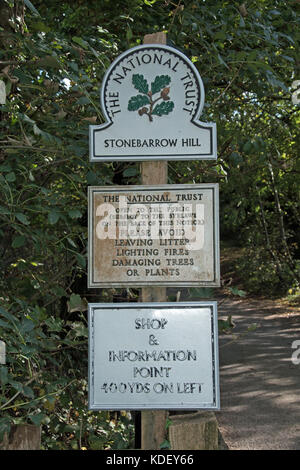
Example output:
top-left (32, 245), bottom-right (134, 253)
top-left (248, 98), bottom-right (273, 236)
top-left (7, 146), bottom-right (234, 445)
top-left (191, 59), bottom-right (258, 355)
top-left (89, 44), bottom-right (217, 161)
top-left (88, 184), bottom-right (220, 288)
top-left (88, 302), bottom-right (220, 410)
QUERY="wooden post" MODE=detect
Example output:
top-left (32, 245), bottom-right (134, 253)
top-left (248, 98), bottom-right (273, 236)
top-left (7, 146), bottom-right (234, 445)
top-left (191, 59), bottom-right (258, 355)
top-left (140, 32), bottom-right (169, 450)
top-left (0, 425), bottom-right (41, 450)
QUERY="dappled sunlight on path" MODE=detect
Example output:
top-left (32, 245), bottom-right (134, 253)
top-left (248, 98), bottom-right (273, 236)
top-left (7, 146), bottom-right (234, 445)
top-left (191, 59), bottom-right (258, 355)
top-left (217, 298), bottom-right (300, 450)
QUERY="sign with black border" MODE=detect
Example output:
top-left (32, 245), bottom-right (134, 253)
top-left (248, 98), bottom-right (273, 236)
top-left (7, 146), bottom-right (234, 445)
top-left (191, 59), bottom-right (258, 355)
top-left (88, 302), bottom-right (220, 410)
top-left (89, 44), bottom-right (217, 161)
top-left (88, 184), bottom-right (220, 288)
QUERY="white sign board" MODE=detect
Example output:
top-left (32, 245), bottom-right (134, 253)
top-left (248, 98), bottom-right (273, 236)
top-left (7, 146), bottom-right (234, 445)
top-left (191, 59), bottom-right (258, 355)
top-left (0, 80), bottom-right (6, 105)
top-left (88, 184), bottom-right (220, 288)
top-left (89, 44), bottom-right (217, 161)
top-left (88, 302), bottom-right (220, 410)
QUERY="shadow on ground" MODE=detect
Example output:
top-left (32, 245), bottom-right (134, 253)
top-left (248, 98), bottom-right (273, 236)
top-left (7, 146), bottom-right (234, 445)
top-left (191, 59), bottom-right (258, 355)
top-left (216, 297), bottom-right (300, 450)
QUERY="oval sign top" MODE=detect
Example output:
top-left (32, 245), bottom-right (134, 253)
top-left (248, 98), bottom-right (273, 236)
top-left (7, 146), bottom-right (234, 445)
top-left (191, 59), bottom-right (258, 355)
top-left (90, 44), bottom-right (217, 162)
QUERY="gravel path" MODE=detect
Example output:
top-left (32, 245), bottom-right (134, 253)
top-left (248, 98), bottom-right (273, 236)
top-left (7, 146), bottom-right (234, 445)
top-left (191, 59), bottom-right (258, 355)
top-left (216, 297), bottom-right (300, 450)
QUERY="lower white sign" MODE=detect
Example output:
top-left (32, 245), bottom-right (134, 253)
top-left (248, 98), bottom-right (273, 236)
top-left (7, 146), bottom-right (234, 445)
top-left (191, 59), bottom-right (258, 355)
top-left (88, 302), bottom-right (220, 410)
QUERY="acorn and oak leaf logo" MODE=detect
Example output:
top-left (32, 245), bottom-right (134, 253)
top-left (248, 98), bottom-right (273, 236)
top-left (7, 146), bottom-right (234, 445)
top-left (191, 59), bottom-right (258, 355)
top-left (128, 74), bottom-right (174, 122)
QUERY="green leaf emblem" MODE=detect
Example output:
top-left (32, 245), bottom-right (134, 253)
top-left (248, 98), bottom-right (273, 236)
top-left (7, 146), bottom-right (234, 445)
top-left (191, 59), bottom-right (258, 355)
top-left (152, 101), bottom-right (174, 116)
top-left (128, 74), bottom-right (174, 122)
top-left (128, 94), bottom-right (150, 111)
top-left (132, 74), bottom-right (149, 94)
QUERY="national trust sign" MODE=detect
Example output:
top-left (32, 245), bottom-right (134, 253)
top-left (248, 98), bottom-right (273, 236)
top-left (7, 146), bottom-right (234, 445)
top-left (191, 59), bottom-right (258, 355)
top-left (89, 44), bottom-right (217, 161)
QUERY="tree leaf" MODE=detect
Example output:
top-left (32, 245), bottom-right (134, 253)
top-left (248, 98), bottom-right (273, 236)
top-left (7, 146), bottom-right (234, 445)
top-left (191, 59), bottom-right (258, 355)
top-left (15, 213), bottom-right (30, 225)
top-left (23, 386), bottom-right (35, 399)
top-left (228, 287), bottom-right (247, 297)
top-left (24, 0), bottom-right (41, 17)
top-left (33, 124), bottom-right (61, 143)
top-left (72, 36), bottom-right (89, 50)
top-left (229, 152), bottom-right (243, 166)
top-left (20, 318), bottom-right (35, 333)
top-left (67, 294), bottom-right (87, 313)
top-left (11, 381), bottom-right (23, 393)
top-left (29, 21), bottom-right (50, 33)
top-left (12, 235), bottom-right (26, 248)
top-left (160, 439), bottom-right (171, 449)
top-left (0, 306), bottom-right (16, 323)
top-left (217, 53), bottom-right (229, 69)
top-left (243, 140), bottom-right (252, 153)
top-left (0, 206), bottom-right (10, 215)
top-left (29, 413), bottom-right (46, 426)
top-left (5, 172), bottom-right (16, 182)
top-left (68, 209), bottom-right (82, 219)
top-left (128, 94), bottom-right (149, 111)
top-left (76, 96), bottom-right (90, 105)
top-left (132, 74), bottom-right (149, 94)
top-left (123, 167), bottom-right (138, 177)
top-left (86, 171), bottom-right (99, 185)
top-left (67, 237), bottom-right (77, 248)
top-left (0, 366), bottom-right (8, 386)
top-left (76, 253), bottom-right (86, 268)
top-left (68, 321), bottom-right (88, 337)
top-left (151, 75), bottom-right (171, 95)
top-left (48, 211), bottom-right (60, 225)
top-left (188, 287), bottom-right (214, 298)
top-left (45, 317), bottom-right (63, 332)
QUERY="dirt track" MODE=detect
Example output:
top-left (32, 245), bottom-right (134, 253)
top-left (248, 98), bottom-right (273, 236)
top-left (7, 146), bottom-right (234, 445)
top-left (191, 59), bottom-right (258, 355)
top-left (216, 297), bottom-right (300, 450)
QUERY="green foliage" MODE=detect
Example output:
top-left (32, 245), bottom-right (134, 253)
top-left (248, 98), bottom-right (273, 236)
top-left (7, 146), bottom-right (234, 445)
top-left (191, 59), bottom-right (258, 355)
top-left (0, 0), bottom-right (133, 450)
top-left (188, 287), bottom-right (215, 299)
top-left (236, 245), bottom-right (299, 296)
top-left (285, 287), bottom-right (300, 306)
top-left (159, 416), bottom-right (172, 449)
top-left (123, 166), bottom-right (139, 178)
top-left (227, 287), bottom-right (247, 298)
top-left (167, 0), bottom-right (300, 294)
top-left (159, 439), bottom-right (171, 449)
top-left (218, 315), bottom-right (235, 334)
